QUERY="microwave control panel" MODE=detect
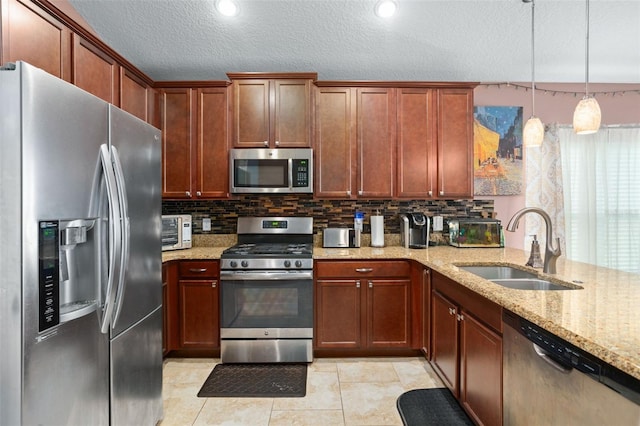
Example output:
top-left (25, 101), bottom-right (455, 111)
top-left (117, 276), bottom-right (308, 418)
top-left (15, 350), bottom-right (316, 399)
top-left (292, 159), bottom-right (309, 187)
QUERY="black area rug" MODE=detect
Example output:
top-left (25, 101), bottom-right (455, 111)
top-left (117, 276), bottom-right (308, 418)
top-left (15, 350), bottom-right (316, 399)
top-left (396, 388), bottom-right (474, 426)
top-left (197, 363), bottom-right (307, 398)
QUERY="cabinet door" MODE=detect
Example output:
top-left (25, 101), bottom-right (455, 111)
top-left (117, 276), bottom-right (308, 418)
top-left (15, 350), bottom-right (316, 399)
top-left (460, 310), bottom-right (502, 426)
top-left (72, 34), bottom-right (119, 104)
top-left (431, 291), bottom-right (459, 396)
top-left (178, 279), bottom-right (219, 349)
top-left (196, 87), bottom-right (229, 198)
top-left (120, 67), bottom-right (150, 122)
top-left (273, 79), bottom-right (311, 147)
top-left (397, 88), bottom-right (436, 198)
top-left (314, 87), bottom-right (356, 198)
top-left (2, 0), bottom-right (71, 80)
top-left (421, 268), bottom-right (431, 358)
top-left (232, 79), bottom-right (270, 147)
top-left (315, 279), bottom-right (361, 349)
top-left (366, 279), bottom-right (411, 348)
top-left (436, 88), bottom-right (474, 198)
top-left (357, 88), bottom-right (396, 198)
top-left (161, 88), bottom-right (194, 198)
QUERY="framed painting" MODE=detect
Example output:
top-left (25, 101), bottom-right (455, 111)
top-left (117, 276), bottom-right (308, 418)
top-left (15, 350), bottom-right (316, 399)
top-left (473, 106), bottom-right (524, 196)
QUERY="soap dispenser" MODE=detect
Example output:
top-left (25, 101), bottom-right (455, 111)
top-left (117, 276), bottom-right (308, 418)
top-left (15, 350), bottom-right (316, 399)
top-left (526, 235), bottom-right (544, 268)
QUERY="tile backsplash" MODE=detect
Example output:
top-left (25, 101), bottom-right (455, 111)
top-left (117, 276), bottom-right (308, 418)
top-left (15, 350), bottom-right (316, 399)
top-left (162, 195), bottom-right (495, 238)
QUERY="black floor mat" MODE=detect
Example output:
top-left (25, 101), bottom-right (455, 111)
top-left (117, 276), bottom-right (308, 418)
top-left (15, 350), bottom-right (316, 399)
top-left (396, 388), bottom-right (474, 426)
top-left (197, 363), bottom-right (307, 398)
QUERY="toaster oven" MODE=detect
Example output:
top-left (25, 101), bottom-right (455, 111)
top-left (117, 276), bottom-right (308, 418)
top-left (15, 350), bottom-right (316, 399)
top-left (161, 214), bottom-right (192, 251)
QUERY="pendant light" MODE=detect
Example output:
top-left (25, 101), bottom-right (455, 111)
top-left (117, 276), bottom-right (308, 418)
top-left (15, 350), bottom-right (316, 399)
top-left (573, 0), bottom-right (601, 134)
top-left (522, 0), bottom-right (544, 147)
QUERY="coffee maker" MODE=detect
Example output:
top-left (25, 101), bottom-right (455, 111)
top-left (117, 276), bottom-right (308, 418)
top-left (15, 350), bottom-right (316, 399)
top-left (399, 213), bottom-right (430, 249)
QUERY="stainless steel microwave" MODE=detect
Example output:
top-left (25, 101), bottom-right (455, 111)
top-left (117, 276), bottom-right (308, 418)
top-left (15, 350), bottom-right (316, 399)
top-left (229, 148), bottom-right (313, 194)
top-left (161, 214), bottom-right (192, 251)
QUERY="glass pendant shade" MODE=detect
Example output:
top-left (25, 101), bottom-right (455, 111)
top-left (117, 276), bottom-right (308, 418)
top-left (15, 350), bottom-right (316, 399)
top-left (573, 96), bottom-right (601, 134)
top-left (523, 116), bottom-right (544, 147)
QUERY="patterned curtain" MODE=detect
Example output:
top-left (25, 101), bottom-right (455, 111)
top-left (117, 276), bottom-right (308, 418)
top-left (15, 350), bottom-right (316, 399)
top-left (524, 123), bottom-right (566, 255)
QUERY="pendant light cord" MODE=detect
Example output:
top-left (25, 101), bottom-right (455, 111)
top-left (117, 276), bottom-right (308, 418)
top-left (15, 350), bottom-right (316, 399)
top-left (585, 0), bottom-right (590, 97)
top-left (530, 0), bottom-right (536, 115)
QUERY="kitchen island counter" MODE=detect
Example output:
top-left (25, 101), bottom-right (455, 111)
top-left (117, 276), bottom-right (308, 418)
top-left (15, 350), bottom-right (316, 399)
top-left (164, 245), bottom-right (640, 381)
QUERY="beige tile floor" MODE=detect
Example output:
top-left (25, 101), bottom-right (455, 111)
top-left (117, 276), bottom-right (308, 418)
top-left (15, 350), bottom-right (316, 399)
top-left (160, 357), bottom-right (445, 426)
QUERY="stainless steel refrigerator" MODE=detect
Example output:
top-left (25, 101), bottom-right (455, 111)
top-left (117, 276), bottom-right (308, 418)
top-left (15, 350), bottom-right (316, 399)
top-left (0, 61), bottom-right (163, 425)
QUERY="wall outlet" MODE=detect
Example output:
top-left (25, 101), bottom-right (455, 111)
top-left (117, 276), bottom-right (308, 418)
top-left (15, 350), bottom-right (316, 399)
top-left (433, 216), bottom-right (444, 232)
top-left (202, 218), bottom-right (211, 232)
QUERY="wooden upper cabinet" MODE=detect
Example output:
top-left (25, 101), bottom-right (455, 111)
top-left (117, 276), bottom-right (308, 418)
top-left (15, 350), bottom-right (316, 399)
top-left (436, 88), bottom-right (474, 198)
top-left (228, 73), bottom-right (316, 148)
top-left (161, 88), bottom-right (194, 199)
top-left (357, 87), bottom-right (396, 198)
top-left (196, 87), bottom-right (230, 198)
top-left (314, 87), bottom-right (357, 198)
top-left (2, 0), bottom-right (71, 80)
top-left (120, 67), bottom-right (150, 122)
top-left (396, 88), bottom-right (436, 198)
top-left (72, 34), bottom-right (119, 104)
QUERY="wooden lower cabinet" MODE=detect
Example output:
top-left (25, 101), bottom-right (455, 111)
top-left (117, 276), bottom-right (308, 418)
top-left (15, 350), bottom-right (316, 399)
top-left (315, 260), bottom-right (413, 351)
top-left (430, 271), bottom-right (502, 426)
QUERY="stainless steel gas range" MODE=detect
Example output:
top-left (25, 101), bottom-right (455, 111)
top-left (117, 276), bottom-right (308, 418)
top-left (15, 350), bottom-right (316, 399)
top-left (219, 217), bottom-right (313, 363)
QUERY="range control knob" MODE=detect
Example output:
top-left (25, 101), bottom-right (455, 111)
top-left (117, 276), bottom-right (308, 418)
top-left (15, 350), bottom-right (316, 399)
top-left (230, 261), bottom-right (238, 268)
top-left (241, 260), bottom-right (249, 268)
top-left (284, 260), bottom-right (291, 268)
top-left (295, 260), bottom-right (303, 268)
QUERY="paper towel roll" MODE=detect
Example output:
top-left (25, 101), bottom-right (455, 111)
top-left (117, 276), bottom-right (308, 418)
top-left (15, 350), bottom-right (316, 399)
top-left (370, 215), bottom-right (384, 247)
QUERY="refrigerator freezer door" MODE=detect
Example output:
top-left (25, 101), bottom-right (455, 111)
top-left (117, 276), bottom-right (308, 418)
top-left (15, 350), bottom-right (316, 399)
top-left (111, 307), bottom-right (164, 425)
top-left (1, 62), bottom-right (111, 425)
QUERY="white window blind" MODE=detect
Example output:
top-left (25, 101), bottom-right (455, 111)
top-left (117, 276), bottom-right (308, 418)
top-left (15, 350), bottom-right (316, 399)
top-left (559, 126), bottom-right (640, 274)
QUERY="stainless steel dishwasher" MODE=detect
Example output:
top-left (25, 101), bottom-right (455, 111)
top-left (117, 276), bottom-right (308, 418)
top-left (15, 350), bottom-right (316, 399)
top-left (503, 310), bottom-right (640, 425)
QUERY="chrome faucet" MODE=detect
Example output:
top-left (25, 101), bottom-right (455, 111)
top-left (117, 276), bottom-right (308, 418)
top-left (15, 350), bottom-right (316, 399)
top-left (506, 207), bottom-right (561, 274)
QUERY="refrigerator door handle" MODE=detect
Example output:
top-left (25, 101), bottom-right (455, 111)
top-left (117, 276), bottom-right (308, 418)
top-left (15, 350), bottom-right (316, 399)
top-left (93, 144), bottom-right (122, 334)
top-left (110, 146), bottom-right (130, 329)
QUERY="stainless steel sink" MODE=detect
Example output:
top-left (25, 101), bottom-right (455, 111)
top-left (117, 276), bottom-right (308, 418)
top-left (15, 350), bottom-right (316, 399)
top-left (490, 279), bottom-right (574, 291)
top-left (458, 265), bottom-right (580, 291)
top-left (458, 265), bottom-right (539, 280)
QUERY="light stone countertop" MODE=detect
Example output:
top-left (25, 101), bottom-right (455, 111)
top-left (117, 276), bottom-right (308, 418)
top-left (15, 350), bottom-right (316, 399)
top-left (163, 244), bottom-right (640, 381)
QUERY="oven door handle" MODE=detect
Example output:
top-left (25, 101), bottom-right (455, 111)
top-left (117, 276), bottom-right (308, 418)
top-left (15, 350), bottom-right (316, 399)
top-left (220, 270), bottom-right (313, 281)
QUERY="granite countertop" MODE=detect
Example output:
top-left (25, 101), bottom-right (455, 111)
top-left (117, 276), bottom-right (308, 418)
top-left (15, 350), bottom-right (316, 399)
top-left (163, 244), bottom-right (640, 381)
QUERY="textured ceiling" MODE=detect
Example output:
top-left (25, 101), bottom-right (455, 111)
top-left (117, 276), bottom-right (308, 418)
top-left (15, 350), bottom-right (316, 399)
top-left (65, 0), bottom-right (640, 83)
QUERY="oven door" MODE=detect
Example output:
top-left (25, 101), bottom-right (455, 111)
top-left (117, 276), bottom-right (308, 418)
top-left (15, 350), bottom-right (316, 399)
top-left (219, 270), bottom-right (313, 338)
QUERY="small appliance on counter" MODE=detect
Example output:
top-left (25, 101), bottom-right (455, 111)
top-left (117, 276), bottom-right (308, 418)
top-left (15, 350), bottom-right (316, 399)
top-left (323, 228), bottom-right (360, 248)
top-left (399, 213), bottom-right (429, 249)
top-left (161, 214), bottom-right (192, 251)
top-left (448, 218), bottom-right (503, 248)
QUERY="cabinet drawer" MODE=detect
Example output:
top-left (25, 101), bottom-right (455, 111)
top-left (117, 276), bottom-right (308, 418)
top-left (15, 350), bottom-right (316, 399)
top-left (178, 260), bottom-right (219, 278)
top-left (316, 260), bottom-right (410, 278)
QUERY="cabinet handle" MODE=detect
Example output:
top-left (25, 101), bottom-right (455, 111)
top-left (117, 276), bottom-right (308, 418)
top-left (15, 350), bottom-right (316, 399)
top-left (189, 268), bottom-right (207, 273)
top-left (275, 140), bottom-right (280, 146)
top-left (346, 190), bottom-right (351, 196)
top-left (457, 313), bottom-right (464, 322)
top-left (358, 190), bottom-right (363, 196)
top-left (185, 191), bottom-right (191, 197)
top-left (212, 281), bottom-right (217, 288)
top-left (355, 268), bottom-right (373, 273)
top-left (440, 190), bottom-right (444, 196)
top-left (263, 141), bottom-right (269, 146)
top-left (368, 281), bottom-right (373, 288)
top-left (448, 307), bottom-right (456, 315)
top-left (196, 191), bottom-right (202, 197)
top-left (356, 280), bottom-right (361, 288)
top-left (428, 190), bottom-right (433, 197)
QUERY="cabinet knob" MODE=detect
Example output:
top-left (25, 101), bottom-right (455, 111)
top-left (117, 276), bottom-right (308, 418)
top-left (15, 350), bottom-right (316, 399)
top-left (368, 281), bottom-right (373, 288)
top-left (428, 190), bottom-right (433, 196)
top-left (358, 190), bottom-right (363, 196)
top-left (212, 281), bottom-right (217, 288)
top-left (263, 141), bottom-right (269, 146)
top-left (346, 190), bottom-right (351, 196)
top-left (185, 191), bottom-right (191, 197)
top-left (457, 313), bottom-right (464, 322)
top-left (196, 191), bottom-right (202, 197)
top-left (448, 307), bottom-right (456, 315)
top-left (356, 280), bottom-right (361, 288)
top-left (275, 140), bottom-right (280, 146)
top-left (439, 190), bottom-right (444, 196)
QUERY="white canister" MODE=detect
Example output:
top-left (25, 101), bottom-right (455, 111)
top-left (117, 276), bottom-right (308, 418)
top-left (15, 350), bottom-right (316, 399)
top-left (370, 215), bottom-right (384, 247)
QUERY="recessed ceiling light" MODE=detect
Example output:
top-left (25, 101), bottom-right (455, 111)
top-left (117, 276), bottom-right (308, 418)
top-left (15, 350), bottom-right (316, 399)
top-left (216, 0), bottom-right (239, 17)
top-left (375, 0), bottom-right (397, 18)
